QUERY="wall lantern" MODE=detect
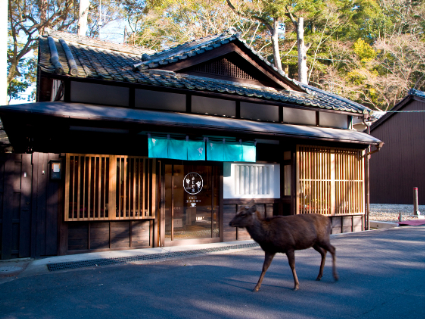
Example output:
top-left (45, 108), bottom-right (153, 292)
top-left (50, 160), bottom-right (62, 180)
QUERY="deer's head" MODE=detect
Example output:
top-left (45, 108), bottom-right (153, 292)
top-left (229, 205), bottom-right (257, 228)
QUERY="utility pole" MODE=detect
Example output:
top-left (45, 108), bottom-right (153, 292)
top-left (78, 0), bottom-right (90, 36)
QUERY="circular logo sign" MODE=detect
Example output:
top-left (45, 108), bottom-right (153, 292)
top-left (183, 172), bottom-right (203, 195)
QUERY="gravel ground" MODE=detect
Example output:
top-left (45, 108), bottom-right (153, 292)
top-left (370, 204), bottom-right (425, 221)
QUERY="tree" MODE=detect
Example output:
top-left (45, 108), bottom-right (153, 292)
top-left (128, 0), bottom-right (259, 51)
top-left (226, 0), bottom-right (338, 83)
top-left (7, 0), bottom-right (122, 102)
top-left (225, 0), bottom-right (291, 71)
top-left (8, 0), bottom-right (78, 97)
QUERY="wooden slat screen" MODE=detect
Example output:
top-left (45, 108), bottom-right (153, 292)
top-left (65, 154), bottom-right (155, 221)
top-left (116, 156), bottom-right (153, 220)
top-left (297, 146), bottom-right (364, 216)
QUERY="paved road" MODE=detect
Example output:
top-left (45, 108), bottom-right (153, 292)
top-left (1, 227), bottom-right (425, 319)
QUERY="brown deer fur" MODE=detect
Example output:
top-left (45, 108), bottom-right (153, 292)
top-left (229, 205), bottom-right (338, 291)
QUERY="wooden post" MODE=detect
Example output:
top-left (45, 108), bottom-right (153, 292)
top-left (109, 155), bottom-right (117, 219)
top-left (413, 187), bottom-right (420, 215)
top-left (330, 152), bottom-right (336, 215)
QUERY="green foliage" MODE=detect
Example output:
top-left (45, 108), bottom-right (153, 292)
top-left (7, 0), bottom-right (425, 111)
top-left (353, 39), bottom-right (377, 63)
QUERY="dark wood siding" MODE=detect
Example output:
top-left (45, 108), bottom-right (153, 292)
top-left (222, 205), bottom-right (237, 242)
top-left (67, 220), bottom-right (151, 252)
top-left (32, 153), bottom-right (61, 256)
top-left (0, 153), bottom-right (61, 260)
top-left (370, 100), bottom-right (425, 204)
top-left (0, 154), bottom-right (32, 259)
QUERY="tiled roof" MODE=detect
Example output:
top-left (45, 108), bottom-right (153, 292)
top-left (132, 29), bottom-right (304, 91)
top-left (135, 70), bottom-right (367, 113)
top-left (44, 30), bottom-right (154, 56)
top-left (0, 102), bottom-right (382, 146)
top-left (38, 31), bottom-right (371, 115)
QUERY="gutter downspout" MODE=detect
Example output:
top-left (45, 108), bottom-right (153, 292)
top-left (363, 116), bottom-right (383, 231)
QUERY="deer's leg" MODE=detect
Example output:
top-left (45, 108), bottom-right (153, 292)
top-left (322, 242), bottom-right (338, 281)
top-left (286, 250), bottom-right (299, 291)
top-left (253, 252), bottom-right (275, 292)
top-left (313, 244), bottom-right (327, 281)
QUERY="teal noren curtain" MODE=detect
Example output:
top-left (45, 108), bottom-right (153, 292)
top-left (168, 139), bottom-right (188, 160)
top-left (148, 137), bottom-right (168, 158)
top-left (149, 137), bottom-right (255, 162)
top-left (187, 140), bottom-right (206, 161)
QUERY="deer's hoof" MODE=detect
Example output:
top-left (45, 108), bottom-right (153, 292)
top-left (293, 285), bottom-right (299, 291)
top-left (334, 274), bottom-right (339, 281)
top-left (316, 276), bottom-right (322, 281)
top-left (253, 287), bottom-right (260, 292)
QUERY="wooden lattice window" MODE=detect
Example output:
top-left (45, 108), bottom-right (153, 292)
top-left (191, 58), bottom-right (256, 80)
top-left (297, 146), bottom-right (364, 215)
top-left (65, 154), bottom-right (156, 221)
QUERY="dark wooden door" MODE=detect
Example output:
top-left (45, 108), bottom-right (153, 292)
top-left (0, 154), bottom-right (32, 259)
top-left (0, 153), bottom-right (62, 260)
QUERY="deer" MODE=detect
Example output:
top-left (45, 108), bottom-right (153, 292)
top-left (229, 205), bottom-right (338, 291)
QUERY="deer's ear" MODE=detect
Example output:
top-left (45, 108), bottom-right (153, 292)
top-left (249, 205), bottom-right (257, 213)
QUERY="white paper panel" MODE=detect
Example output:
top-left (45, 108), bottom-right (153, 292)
top-left (223, 163), bottom-right (280, 199)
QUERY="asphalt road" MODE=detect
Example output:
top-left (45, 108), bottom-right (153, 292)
top-left (1, 227), bottom-right (425, 319)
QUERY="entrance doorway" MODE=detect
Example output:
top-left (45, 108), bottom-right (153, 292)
top-left (164, 164), bottom-right (220, 243)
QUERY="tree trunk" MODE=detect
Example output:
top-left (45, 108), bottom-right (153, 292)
top-left (297, 18), bottom-right (308, 84)
top-left (7, 60), bottom-right (18, 85)
top-left (78, 0), bottom-right (90, 36)
top-left (39, 0), bottom-right (48, 34)
top-left (271, 19), bottom-right (283, 72)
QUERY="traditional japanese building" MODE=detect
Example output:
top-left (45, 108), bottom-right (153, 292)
top-left (0, 30), bottom-right (381, 259)
top-left (370, 89), bottom-right (425, 205)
